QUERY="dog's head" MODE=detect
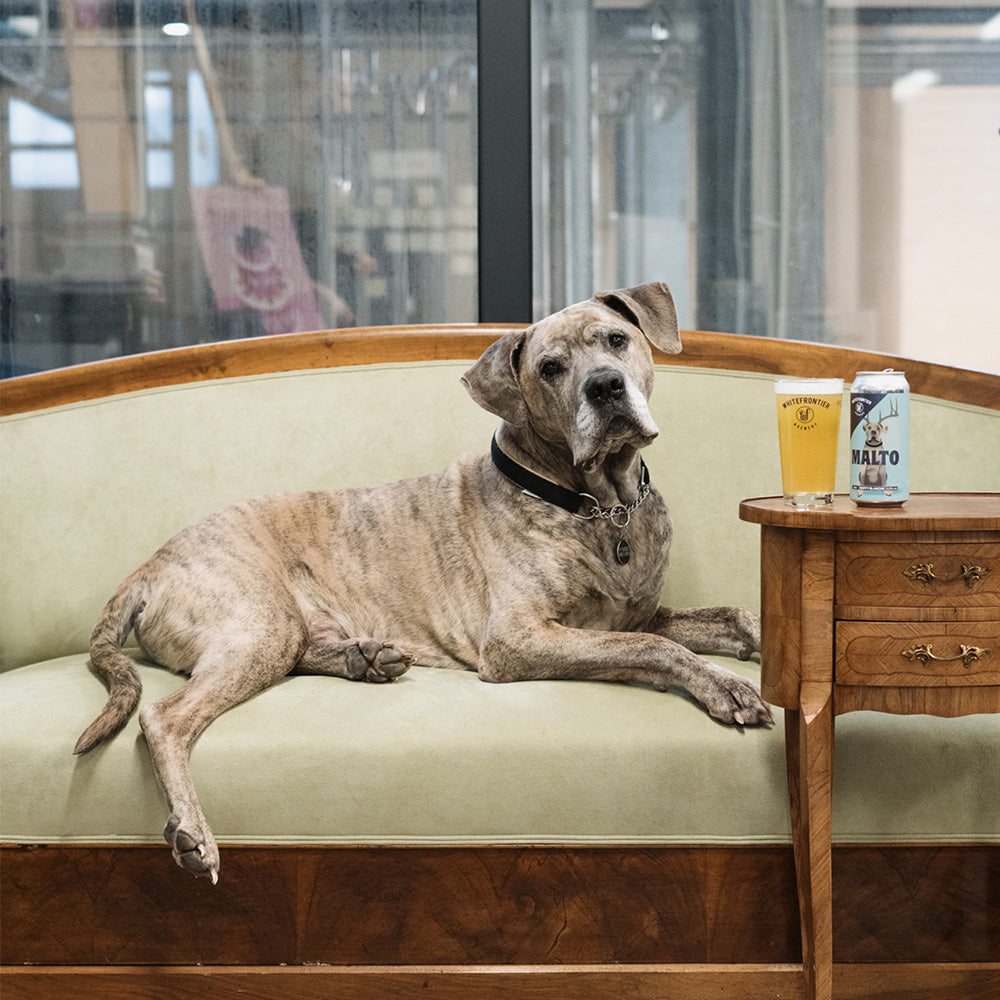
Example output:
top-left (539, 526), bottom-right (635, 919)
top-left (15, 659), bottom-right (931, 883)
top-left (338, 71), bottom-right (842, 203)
top-left (462, 282), bottom-right (680, 472)
top-left (862, 398), bottom-right (900, 450)
top-left (863, 419), bottom-right (887, 448)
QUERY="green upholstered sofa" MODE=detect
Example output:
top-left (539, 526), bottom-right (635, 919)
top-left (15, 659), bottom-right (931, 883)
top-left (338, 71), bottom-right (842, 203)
top-left (1, 325), bottom-right (997, 998)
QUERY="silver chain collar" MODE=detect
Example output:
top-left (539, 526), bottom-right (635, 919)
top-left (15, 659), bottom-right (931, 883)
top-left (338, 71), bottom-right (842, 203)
top-left (575, 479), bottom-right (651, 529)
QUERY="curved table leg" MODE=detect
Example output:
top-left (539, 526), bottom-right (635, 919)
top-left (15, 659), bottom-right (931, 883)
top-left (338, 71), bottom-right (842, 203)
top-left (785, 701), bottom-right (835, 1000)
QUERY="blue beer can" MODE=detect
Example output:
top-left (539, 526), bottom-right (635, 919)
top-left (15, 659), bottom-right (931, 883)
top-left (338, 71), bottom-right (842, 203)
top-left (850, 370), bottom-right (909, 506)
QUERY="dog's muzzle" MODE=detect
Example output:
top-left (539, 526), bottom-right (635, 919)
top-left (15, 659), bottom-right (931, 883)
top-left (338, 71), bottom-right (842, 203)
top-left (572, 366), bottom-right (658, 471)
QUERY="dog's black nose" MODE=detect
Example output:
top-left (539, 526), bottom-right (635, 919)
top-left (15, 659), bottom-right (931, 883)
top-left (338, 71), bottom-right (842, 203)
top-left (584, 369), bottom-right (626, 406)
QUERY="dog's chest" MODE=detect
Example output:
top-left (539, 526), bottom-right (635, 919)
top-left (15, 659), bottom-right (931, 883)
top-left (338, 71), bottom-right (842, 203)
top-left (512, 488), bottom-right (670, 630)
top-left (590, 501), bottom-right (668, 598)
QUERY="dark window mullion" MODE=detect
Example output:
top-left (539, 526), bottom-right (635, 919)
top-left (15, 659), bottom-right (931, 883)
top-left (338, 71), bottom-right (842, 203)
top-left (477, 0), bottom-right (532, 323)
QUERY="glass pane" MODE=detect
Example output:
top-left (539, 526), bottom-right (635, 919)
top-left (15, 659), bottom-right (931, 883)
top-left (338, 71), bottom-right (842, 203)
top-left (0, 2), bottom-right (478, 376)
top-left (10, 98), bottom-right (76, 145)
top-left (532, 0), bottom-right (701, 326)
top-left (146, 150), bottom-right (174, 190)
top-left (144, 84), bottom-right (173, 145)
top-left (10, 150), bottom-right (81, 190)
top-left (826, 3), bottom-right (1000, 371)
top-left (532, 1), bottom-right (999, 373)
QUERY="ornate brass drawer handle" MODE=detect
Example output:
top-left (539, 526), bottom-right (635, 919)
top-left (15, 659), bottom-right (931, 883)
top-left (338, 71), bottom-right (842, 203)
top-left (902, 563), bottom-right (991, 587)
top-left (902, 643), bottom-right (991, 669)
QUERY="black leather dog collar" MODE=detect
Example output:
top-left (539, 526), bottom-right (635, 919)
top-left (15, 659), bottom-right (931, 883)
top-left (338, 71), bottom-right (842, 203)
top-left (490, 434), bottom-right (649, 522)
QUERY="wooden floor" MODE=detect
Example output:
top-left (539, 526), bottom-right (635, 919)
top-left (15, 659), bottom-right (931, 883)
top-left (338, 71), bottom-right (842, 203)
top-left (2, 843), bottom-right (997, 998)
top-left (2, 963), bottom-right (999, 1000)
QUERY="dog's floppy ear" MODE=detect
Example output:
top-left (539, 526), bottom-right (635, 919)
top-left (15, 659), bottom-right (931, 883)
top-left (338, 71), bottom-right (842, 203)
top-left (461, 330), bottom-right (529, 425)
top-left (595, 281), bottom-right (681, 355)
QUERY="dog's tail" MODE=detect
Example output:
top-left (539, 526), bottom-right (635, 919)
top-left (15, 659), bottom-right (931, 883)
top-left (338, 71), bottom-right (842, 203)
top-left (73, 575), bottom-right (146, 755)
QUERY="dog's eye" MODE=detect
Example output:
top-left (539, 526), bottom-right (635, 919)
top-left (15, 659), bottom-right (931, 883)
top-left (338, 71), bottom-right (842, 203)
top-left (607, 332), bottom-right (629, 350)
top-left (539, 360), bottom-right (564, 380)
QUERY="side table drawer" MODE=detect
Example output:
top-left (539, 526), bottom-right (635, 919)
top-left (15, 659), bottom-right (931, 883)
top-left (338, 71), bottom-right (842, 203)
top-left (836, 542), bottom-right (999, 609)
top-left (837, 621), bottom-right (1000, 687)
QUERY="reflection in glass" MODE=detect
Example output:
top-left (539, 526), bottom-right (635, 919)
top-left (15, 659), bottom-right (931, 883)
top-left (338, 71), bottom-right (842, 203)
top-left (0, 3), bottom-right (996, 377)
top-left (532, 1), bottom-right (999, 373)
top-left (0, 1), bottom-right (478, 374)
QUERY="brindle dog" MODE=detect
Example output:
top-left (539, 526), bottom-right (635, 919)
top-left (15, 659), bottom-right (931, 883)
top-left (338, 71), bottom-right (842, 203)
top-left (76, 281), bottom-right (771, 883)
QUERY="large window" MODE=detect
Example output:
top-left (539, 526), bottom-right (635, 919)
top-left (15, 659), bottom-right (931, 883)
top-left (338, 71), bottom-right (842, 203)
top-left (1, 1), bottom-right (479, 372)
top-left (532, 0), bottom-right (1000, 370)
top-left (1, 2), bottom-right (997, 375)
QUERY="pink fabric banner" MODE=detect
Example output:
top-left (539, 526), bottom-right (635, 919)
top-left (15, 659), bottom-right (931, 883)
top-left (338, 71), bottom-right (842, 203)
top-left (191, 185), bottom-right (322, 335)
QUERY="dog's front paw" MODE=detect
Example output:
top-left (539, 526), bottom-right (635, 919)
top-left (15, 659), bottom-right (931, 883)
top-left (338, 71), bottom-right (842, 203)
top-left (702, 666), bottom-right (773, 728)
top-left (164, 812), bottom-right (220, 884)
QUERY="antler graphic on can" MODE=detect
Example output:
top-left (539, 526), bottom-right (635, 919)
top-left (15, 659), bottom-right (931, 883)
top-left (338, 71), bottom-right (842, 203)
top-left (863, 396), bottom-right (899, 448)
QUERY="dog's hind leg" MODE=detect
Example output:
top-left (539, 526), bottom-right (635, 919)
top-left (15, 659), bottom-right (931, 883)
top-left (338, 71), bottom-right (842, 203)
top-left (138, 639), bottom-right (296, 883)
top-left (295, 637), bottom-right (413, 682)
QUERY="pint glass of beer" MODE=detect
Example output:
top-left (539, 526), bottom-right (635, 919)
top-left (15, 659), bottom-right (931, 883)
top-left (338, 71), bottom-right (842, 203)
top-left (774, 378), bottom-right (844, 506)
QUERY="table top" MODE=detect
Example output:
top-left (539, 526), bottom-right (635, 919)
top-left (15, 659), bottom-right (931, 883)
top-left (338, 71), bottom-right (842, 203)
top-left (739, 493), bottom-right (1000, 532)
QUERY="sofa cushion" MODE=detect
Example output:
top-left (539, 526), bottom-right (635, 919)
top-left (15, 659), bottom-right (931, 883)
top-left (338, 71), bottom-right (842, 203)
top-left (2, 654), bottom-right (997, 846)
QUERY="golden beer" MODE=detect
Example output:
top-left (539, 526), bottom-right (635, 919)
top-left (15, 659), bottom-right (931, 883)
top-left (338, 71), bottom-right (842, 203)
top-left (774, 378), bottom-right (843, 506)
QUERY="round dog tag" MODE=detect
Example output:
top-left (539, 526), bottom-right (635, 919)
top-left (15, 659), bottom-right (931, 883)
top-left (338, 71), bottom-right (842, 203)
top-left (615, 538), bottom-right (631, 565)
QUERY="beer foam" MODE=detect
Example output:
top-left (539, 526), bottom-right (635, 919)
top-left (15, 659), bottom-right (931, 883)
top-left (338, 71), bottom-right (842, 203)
top-left (774, 378), bottom-right (843, 394)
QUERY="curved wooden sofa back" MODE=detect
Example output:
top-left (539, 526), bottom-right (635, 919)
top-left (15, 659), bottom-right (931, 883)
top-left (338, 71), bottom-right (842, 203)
top-left (3, 325), bottom-right (998, 416)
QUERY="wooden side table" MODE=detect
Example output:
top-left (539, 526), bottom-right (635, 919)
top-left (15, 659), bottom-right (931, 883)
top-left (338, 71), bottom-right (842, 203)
top-left (739, 494), bottom-right (1000, 1000)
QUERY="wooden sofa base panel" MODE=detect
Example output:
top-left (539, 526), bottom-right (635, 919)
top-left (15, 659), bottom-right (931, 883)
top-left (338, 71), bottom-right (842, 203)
top-left (4, 963), bottom-right (1000, 1000)
top-left (2, 845), bottom-right (996, 968)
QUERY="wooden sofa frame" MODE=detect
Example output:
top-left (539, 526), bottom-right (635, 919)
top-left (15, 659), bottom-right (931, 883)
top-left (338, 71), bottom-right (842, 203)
top-left (2, 326), bottom-right (998, 1000)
